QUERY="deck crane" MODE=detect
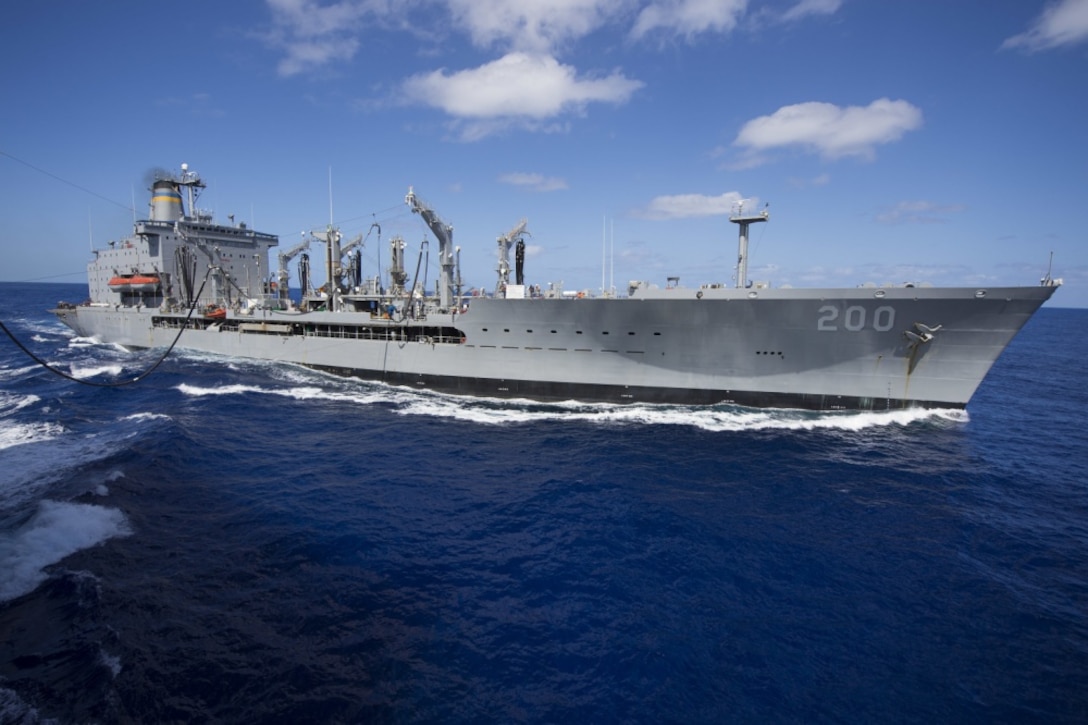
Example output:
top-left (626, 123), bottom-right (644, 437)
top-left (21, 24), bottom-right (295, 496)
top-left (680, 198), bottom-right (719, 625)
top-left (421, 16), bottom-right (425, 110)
top-left (311, 225), bottom-right (343, 311)
top-left (339, 232), bottom-right (365, 258)
top-left (338, 232), bottom-right (364, 290)
top-left (388, 235), bottom-right (408, 296)
top-left (405, 187), bottom-right (456, 310)
top-left (495, 219), bottom-right (529, 297)
top-left (276, 234), bottom-right (311, 302)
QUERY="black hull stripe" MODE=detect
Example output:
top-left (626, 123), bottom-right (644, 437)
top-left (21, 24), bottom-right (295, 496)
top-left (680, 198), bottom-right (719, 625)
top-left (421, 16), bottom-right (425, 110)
top-left (306, 364), bottom-right (961, 412)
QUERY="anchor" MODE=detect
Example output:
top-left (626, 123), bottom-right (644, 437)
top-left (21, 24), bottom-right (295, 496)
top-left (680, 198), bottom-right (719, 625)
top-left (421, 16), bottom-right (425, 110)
top-left (904, 322), bottom-right (942, 347)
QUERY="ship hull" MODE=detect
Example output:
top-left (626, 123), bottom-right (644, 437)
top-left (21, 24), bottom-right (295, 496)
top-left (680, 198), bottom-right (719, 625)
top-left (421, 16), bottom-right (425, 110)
top-left (54, 283), bottom-right (1057, 411)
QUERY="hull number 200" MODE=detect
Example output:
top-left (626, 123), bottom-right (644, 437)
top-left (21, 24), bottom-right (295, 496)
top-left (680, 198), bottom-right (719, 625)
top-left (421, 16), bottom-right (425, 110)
top-left (817, 305), bottom-right (895, 332)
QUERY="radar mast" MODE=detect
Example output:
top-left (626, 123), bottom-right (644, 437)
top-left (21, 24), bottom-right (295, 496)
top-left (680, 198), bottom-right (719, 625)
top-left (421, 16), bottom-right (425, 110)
top-left (730, 201), bottom-right (769, 289)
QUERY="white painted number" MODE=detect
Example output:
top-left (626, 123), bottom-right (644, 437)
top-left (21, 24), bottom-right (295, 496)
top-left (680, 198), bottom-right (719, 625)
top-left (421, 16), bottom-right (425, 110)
top-left (873, 306), bottom-right (895, 332)
top-left (817, 305), bottom-right (895, 332)
top-left (817, 305), bottom-right (839, 331)
top-left (844, 306), bottom-right (866, 331)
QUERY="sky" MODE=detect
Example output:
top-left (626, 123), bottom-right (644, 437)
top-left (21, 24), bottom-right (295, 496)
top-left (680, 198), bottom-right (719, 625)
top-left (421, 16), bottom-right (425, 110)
top-left (1, 0), bottom-right (1086, 305)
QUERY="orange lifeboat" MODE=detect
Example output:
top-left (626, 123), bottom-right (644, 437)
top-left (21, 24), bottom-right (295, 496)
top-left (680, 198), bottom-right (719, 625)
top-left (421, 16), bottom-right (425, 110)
top-left (108, 274), bottom-right (161, 293)
top-left (203, 306), bottom-right (227, 320)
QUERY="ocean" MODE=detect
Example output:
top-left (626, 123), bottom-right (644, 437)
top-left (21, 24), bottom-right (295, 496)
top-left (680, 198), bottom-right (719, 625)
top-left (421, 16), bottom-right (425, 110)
top-left (1, 281), bottom-right (1086, 723)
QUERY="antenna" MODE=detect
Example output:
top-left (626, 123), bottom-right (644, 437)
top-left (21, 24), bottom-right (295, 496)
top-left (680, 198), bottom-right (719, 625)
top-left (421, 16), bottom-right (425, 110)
top-left (328, 166), bottom-right (333, 225)
top-left (610, 218), bottom-right (614, 296)
top-left (602, 215), bottom-right (606, 294)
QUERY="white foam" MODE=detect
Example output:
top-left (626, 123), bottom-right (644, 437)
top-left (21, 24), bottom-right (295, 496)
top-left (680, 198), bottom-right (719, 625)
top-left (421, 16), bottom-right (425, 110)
top-left (67, 335), bottom-right (103, 348)
top-left (177, 382), bottom-right (266, 397)
top-left (0, 499), bottom-right (131, 602)
top-left (175, 379), bottom-right (963, 433)
top-left (0, 418), bottom-right (153, 514)
top-left (0, 687), bottom-right (45, 724)
top-left (0, 420), bottom-right (66, 452)
top-left (63, 335), bottom-right (129, 355)
top-left (6, 317), bottom-right (69, 338)
top-left (177, 381), bottom-right (390, 408)
top-left (98, 649), bottom-right (122, 677)
top-left (0, 364), bottom-right (39, 381)
top-left (176, 348), bottom-right (267, 369)
top-left (392, 393), bottom-right (964, 432)
top-left (118, 412), bottom-right (172, 423)
top-left (0, 391), bottom-right (41, 416)
top-left (68, 363), bottom-right (124, 380)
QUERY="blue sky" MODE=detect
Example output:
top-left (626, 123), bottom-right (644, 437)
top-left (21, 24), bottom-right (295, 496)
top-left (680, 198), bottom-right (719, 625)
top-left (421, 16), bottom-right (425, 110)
top-left (2, 0), bottom-right (1086, 305)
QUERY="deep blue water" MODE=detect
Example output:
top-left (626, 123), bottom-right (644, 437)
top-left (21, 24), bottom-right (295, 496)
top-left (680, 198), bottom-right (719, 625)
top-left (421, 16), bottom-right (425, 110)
top-left (1, 281), bottom-right (1086, 723)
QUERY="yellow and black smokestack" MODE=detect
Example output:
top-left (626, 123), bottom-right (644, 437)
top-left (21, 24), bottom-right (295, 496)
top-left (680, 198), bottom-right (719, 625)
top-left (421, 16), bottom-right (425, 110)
top-left (150, 179), bottom-right (183, 221)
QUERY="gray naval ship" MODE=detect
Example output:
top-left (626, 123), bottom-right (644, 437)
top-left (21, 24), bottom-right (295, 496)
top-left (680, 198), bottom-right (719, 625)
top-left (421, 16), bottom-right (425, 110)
top-left (54, 165), bottom-right (1061, 410)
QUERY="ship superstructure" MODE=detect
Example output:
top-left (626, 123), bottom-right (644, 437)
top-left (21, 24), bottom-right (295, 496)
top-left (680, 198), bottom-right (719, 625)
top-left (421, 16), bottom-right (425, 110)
top-left (86, 165), bottom-right (278, 315)
top-left (54, 165), bottom-right (1061, 411)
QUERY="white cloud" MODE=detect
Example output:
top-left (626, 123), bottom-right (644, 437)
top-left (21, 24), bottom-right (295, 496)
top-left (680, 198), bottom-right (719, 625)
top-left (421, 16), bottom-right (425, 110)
top-left (875, 200), bottom-right (966, 225)
top-left (264, 0), bottom-right (847, 76)
top-left (634, 191), bottom-right (745, 220)
top-left (401, 52), bottom-right (643, 140)
top-left (631, 0), bottom-right (748, 40)
top-left (733, 98), bottom-right (923, 163)
top-left (1001, 0), bottom-right (1088, 52)
top-left (721, 153), bottom-right (769, 171)
top-left (780, 0), bottom-right (842, 23)
top-left (265, 0), bottom-right (372, 76)
top-left (278, 39), bottom-right (361, 76)
top-left (787, 173), bottom-right (831, 188)
top-left (447, 0), bottom-right (626, 53)
top-left (261, 0), bottom-right (848, 140)
top-left (499, 172), bottom-right (569, 191)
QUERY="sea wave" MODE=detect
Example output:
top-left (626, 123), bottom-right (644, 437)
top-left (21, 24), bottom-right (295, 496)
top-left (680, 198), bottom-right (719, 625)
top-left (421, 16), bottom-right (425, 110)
top-left (0, 412), bottom-right (168, 516)
top-left (68, 363), bottom-right (125, 380)
top-left (118, 412), bottom-right (172, 423)
top-left (384, 388), bottom-right (968, 431)
top-left (67, 335), bottom-right (104, 348)
top-left (175, 379), bottom-right (965, 432)
top-left (0, 364), bottom-right (40, 381)
top-left (0, 687), bottom-right (44, 725)
top-left (0, 391), bottom-right (41, 416)
top-left (3, 316), bottom-right (70, 338)
top-left (177, 382), bottom-right (389, 407)
top-left (0, 499), bottom-right (131, 602)
top-left (0, 420), bottom-right (65, 452)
